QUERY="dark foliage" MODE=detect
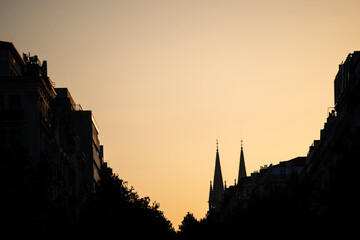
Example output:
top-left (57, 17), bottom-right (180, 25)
top-left (79, 171), bottom-right (175, 239)
top-left (1, 144), bottom-right (175, 239)
top-left (177, 212), bottom-right (201, 239)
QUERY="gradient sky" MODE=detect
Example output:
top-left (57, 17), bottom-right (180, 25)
top-left (1, 0), bottom-right (360, 229)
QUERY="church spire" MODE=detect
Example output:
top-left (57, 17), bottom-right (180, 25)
top-left (238, 139), bottom-right (247, 183)
top-left (209, 140), bottom-right (224, 212)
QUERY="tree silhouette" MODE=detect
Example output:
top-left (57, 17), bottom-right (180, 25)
top-left (79, 170), bottom-right (175, 239)
top-left (177, 212), bottom-right (201, 240)
top-left (178, 212), bottom-right (199, 232)
top-left (1, 142), bottom-right (175, 238)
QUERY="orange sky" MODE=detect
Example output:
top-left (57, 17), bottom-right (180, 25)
top-left (1, 0), bottom-right (360, 229)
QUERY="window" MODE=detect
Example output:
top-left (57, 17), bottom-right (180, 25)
top-left (9, 95), bottom-right (21, 110)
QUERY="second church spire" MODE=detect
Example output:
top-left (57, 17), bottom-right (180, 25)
top-left (238, 139), bottom-right (247, 183)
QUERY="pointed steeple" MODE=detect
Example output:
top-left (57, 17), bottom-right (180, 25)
top-left (209, 140), bottom-right (224, 212)
top-left (238, 139), bottom-right (247, 183)
top-left (213, 140), bottom-right (224, 195)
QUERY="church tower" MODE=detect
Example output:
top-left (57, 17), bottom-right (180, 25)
top-left (209, 140), bottom-right (224, 212)
top-left (237, 140), bottom-right (247, 183)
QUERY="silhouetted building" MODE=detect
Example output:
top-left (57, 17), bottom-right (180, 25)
top-left (222, 141), bottom-right (251, 214)
top-left (205, 50), bottom-right (360, 234)
top-left (237, 140), bottom-right (247, 183)
top-left (208, 140), bottom-right (224, 213)
top-left (252, 157), bottom-right (306, 198)
top-left (0, 41), bottom-right (55, 164)
top-left (0, 41), bottom-right (24, 77)
top-left (304, 51), bottom-right (360, 214)
top-left (53, 88), bottom-right (105, 213)
top-left (207, 137), bottom-right (306, 218)
top-left (72, 109), bottom-right (102, 188)
top-left (208, 141), bottom-right (251, 216)
top-left (0, 41), bottom-right (109, 217)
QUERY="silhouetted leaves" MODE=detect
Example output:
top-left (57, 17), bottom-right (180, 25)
top-left (1, 144), bottom-right (175, 238)
top-left (79, 170), bottom-right (175, 239)
top-left (177, 212), bottom-right (200, 239)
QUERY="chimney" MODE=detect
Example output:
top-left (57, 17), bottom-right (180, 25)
top-left (42, 60), bottom-right (47, 77)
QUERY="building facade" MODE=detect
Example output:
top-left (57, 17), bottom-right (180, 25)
top-left (208, 139), bottom-right (306, 218)
top-left (207, 51), bottom-right (360, 222)
top-left (0, 41), bottom-right (107, 217)
top-left (303, 51), bottom-right (360, 215)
